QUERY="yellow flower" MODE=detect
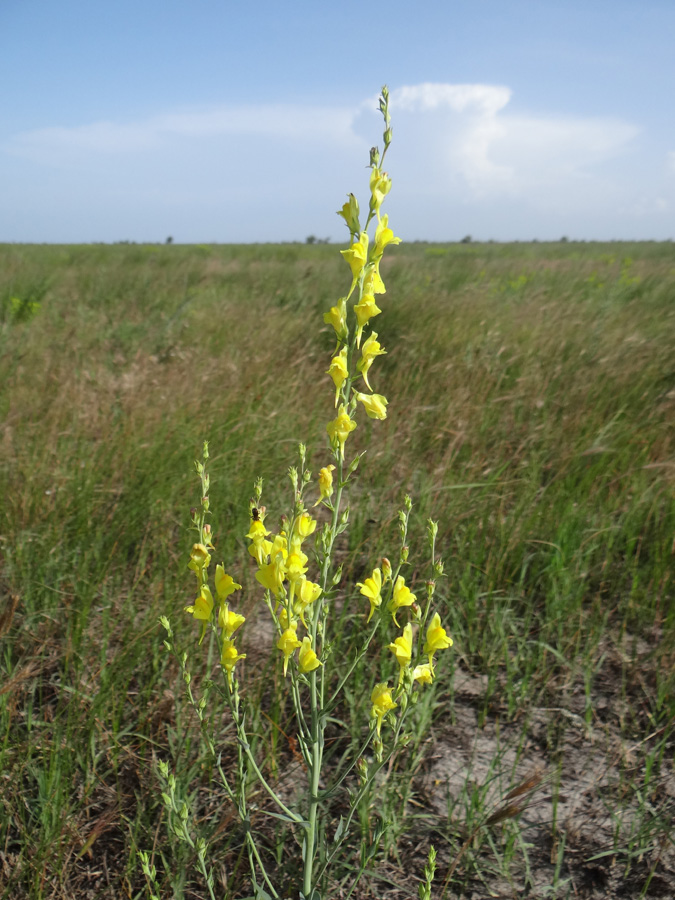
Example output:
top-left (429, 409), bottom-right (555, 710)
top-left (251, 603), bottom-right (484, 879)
top-left (294, 579), bottom-right (321, 627)
top-left (340, 232), bottom-right (369, 287)
top-left (188, 543), bottom-right (211, 575)
top-left (353, 293), bottom-right (382, 347)
top-left (313, 464), bottom-right (335, 507)
top-left (298, 636), bottom-right (322, 673)
top-left (184, 585), bottom-right (214, 644)
top-left (285, 551), bottom-right (308, 602)
top-left (324, 298), bottom-right (348, 341)
top-left (248, 538), bottom-right (272, 566)
top-left (369, 168), bottom-right (392, 219)
top-left (363, 267), bottom-right (386, 297)
top-left (412, 663), bottom-right (434, 685)
top-left (374, 214), bottom-right (401, 257)
top-left (269, 533), bottom-right (288, 559)
top-left (370, 682), bottom-right (397, 735)
top-left (424, 613), bottom-right (453, 663)
top-left (293, 512), bottom-right (317, 541)
top-left (337, 192), bottom-right (360, 236)
top-left (246, 519), bottom-right (272, 565)
top-left (388, 623), bottom-right (413, 682)
top-left (184, 584), bottom-right (213, 620)
top-left (246, 519), bottom-right (270, 541)
top-left (277, 625), bottom-right (302, 676)
top-left (357, 332), bottom-right (386, 390)
top-left (278, 606), bottom-right (296, 632)
top-left (218, 603), bottom-right (245, 639)
top-left (215, 565), bottom-right (242, 601)
top-left (387, 575), bottom-right (415, 626)
top-left (327, 346), bottom-right (349, 406)
top-left (327, 405), bottom-right (357, 460)
top-left (221, 639), bottom-right (246, 686)
top-left (355, 392), bottom-right (388, 420)
top-left (256, 555), bottom-right (285, 597)
top-left (356, 567), bottom-right (382, 622)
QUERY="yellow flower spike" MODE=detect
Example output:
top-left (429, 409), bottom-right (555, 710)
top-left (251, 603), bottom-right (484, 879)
top-left (370, 682), bottom-right (397, 736)
top-left (412, 663), bottom-right (434, 685)
top-left (340, 231), bottom-right (369, 287)
top-left (357, 332), bottom-right (386, 390)
top-left (424, 613), bottom-right (453, 664)
top-left (388, 623), bottom-right (413, 683)
top-left (218, 603), bottom-right (246, 639)
top-left (277, 625), bottom-right (302, 676)
top-left (313, 465), bottom-right (335, 507)
top-left (356, 567), bottom-right (382, 622)
top-left (355, 392), bottom-right (388, 420)
top-left (353, 294), bottom-right (382, 347)
top-left (327, 405), bottom-right (357, 460)
top-left (298, 636), bottom-right (322, 673)
top-left (215, 565), bottom-right (242, 601)
top-left (184, 584), bottom-right (214, 644)
top-left (221, 639), bottom-right (246, 686)
top-left (188, 543), bottom-right (211, 575)
top-left (374, 214), bottom-right (401, 257)
top-left (387, 575), bottom-right (415, 626)
top-left (327, 347), bottom-right (349, 407)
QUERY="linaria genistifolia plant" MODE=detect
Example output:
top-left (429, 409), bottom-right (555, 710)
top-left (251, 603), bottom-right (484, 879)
top-left (155, 86), bottom-right (452, 900)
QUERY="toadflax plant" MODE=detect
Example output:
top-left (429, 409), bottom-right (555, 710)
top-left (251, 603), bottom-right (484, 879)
top-left (153, 86), bottom-right (450, 900)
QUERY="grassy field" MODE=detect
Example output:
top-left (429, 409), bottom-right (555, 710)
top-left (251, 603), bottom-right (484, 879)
top-left (0, 240), bottom-right (673, 899)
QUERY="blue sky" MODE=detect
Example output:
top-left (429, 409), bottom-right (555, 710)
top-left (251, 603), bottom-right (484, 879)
top-left (2, 0), bottom-right (674, 242)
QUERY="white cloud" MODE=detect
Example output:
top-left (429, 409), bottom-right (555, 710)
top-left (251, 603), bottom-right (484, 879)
top-left (378, 82), bottom-right (639, 202)
top-left (391, 82), bottom-right (511, 117)
top-left (1, 82), bottom-right (670, 241)
top-left (4, 104), bottom-right (359, 164)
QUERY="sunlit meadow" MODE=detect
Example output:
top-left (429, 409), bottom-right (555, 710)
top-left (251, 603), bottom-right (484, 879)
top-left (0, 107), bottom-right (674, 897)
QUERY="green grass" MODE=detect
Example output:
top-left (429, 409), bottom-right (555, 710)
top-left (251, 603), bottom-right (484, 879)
top-left (0, 240), bottom-right (673, 899)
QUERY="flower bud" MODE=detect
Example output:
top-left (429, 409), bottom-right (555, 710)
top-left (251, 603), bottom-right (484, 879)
top-left (357, 757), bottom-right (368, 785)
top-left (381, 557), bottom-right (392, 581)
